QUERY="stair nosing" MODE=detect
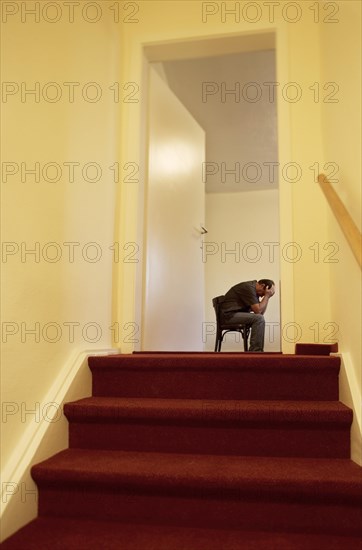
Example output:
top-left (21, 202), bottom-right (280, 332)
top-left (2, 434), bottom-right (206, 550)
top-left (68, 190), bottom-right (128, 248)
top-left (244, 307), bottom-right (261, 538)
top-left (31, 449), bottom-right (362, 503)
top-left (88, 354), bottom-right (341, 372)
top-left (63, 397), bottom-right (352, 426)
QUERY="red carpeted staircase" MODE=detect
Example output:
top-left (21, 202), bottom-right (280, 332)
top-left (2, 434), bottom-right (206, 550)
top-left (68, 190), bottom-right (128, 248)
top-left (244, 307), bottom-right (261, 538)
top-left (2, 352), bottom-right (362, 549)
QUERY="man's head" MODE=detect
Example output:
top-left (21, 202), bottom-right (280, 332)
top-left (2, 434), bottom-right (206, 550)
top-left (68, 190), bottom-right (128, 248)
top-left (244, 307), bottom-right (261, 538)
top-left (256, 279), bottom-right (275, 296)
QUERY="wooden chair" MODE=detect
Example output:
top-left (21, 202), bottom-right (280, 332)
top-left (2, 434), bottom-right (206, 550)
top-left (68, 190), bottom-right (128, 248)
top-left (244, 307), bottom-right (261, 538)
top-left (212, 295), bottom-right (251, 352)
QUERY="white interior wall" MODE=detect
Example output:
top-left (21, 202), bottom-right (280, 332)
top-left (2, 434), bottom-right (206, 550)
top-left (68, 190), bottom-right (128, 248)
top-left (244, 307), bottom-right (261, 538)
top-left (163, 50), bottom-right (278, 193)
top-left (204, 190), bottom-right (281, 352)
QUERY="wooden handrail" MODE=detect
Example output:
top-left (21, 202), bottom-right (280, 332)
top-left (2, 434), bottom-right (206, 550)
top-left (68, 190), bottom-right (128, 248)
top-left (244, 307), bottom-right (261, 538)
top-left (318, 174), bottom-right (362, 268)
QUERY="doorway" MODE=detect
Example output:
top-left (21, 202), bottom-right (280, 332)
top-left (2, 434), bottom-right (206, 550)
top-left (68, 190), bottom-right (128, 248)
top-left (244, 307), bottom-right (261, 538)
top-left (137, 31), bottom-right (283, 352)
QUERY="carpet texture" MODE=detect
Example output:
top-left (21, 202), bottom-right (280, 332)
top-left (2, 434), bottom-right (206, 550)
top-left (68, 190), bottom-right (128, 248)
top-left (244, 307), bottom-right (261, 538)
top-left (295, 343), bottom-right (339, 355)
top-left (2, 352), bottom-right (361, 549)
top-left (3, 518), bottom-right (362, 550)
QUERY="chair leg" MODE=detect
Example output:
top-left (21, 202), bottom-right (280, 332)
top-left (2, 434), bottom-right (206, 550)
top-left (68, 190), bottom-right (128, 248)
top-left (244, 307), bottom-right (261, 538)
top-left (243, 327), bottom-right (249, 352)
top-left (215, 331), bottom-right (221, 352)
top-left (216, 332), bottom-right (223, 352)
top-left (216, 328), bottom-right (250, 352)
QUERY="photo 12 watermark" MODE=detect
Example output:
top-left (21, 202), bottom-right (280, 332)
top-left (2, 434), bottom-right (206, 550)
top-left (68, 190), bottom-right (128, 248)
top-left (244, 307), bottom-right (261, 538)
top-left (200, 241), bottom-right (340, 264)
top-left (1, 241), bottom-right (140, 264)
top-left (1, 1), bottom-right (140, 24)
top-left (1, 82), bottom-right (139, 103)
top-left (202, 320), bottom-right (339, 345)
top-left (201, 2), bottom-right (340, 24)
top-left (1, 482), bottom-right (37, 504)
top-left (1, 320), bottom-right (140, 344)
top-left (202, 161), bottom-right (339, 185)
top-left (201, 81), bottom-right (340, 104)
top-left (1, 161), bottom-right (140, 184)
top-left (1, 401), bottom-right (63, 424)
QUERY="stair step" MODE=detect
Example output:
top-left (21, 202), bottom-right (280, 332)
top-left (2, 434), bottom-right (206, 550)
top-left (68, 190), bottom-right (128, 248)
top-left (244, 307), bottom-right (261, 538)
top-left (2, 518), bottom-right (361, 550)
top-left (5, 351), bottom-right (360, 546)
top-left (295, 343), bottom-right (338, 355)
top-left (32, 449), bottom-right (362, 536)
top-left (65, 397), bottom-right (352, 458)
top-left (89, 353), bottom-right (340, 400)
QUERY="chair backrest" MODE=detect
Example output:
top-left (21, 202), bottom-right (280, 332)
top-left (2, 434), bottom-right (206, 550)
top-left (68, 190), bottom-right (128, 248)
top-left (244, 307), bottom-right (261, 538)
top-left (212, 295), bottom-right (225, 324)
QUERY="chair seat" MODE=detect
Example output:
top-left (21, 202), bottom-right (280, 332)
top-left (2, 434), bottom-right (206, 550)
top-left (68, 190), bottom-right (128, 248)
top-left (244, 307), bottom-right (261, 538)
top-left (221, 321), bottom-right (249, 328)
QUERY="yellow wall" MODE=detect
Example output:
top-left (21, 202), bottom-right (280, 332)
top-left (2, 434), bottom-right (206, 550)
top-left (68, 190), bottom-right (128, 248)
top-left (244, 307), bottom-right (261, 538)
top-left (287, 18), bottom-right (331, 344)
top-left (320, 0), bottom-right (361, 230)
top-left (1, 3), bottom-right (121, 537)
top-left (319, 0), bottom-right (361, 463)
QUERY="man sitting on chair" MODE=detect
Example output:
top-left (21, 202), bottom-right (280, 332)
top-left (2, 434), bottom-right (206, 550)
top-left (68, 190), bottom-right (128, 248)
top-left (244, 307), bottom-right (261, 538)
top-left (221, 279), bottom-right (275, 352)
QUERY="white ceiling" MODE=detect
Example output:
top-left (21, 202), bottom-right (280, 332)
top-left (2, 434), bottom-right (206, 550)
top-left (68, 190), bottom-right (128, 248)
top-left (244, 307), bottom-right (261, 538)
top-left (160, 49), bottom-right (278, 193)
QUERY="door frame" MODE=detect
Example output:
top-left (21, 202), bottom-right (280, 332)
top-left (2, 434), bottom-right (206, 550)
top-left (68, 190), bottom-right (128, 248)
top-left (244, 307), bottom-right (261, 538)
top-left (116, 28), bottom-right (295, 353)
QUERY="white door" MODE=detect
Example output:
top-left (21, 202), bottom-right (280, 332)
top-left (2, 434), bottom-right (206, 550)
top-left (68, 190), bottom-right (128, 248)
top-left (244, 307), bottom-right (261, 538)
top-left (142, 66), bottom-right (205, 351)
